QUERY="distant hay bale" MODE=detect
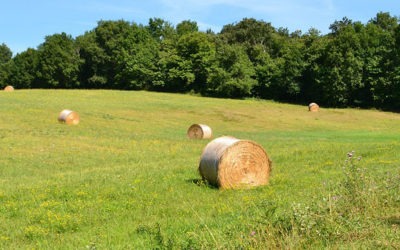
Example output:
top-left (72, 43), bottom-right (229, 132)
top-left (308, 102), bottom-right (319, 112)
top-left (4, 85), bottom-right (14, 92)
top-left (198, 136), bottom-right (272, 189)
top-left (187, 124), bottom-right (212, 139)
top-left (58, 109), bottom-right (80, 125)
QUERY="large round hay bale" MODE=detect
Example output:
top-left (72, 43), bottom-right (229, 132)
top-left (4, 85), bottom-right (14, 92)
top-left (308, 102), bottom-right (319, 112)
top-left (58, 109), bottom-right (80, 125)
top-left (198, 136), bottom-right (272, 189)
top-left (187, 124), bottom-right (212, 139)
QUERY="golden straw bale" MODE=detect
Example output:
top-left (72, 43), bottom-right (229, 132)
top-left (58, 109), bottom-right (80, 125)
top-left (198, 136), bottom-right (272, 189)
top-left (187, 124), bottom-right (212, 139)
top-left (4, 85), bottom-right (14, 92)
top-left (308, 102), bottom-right (319, 112)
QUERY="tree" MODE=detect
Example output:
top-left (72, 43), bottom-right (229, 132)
top-left (83, 20), bottom-right (159, 90)
top-left (371, 12), bottom-right (398, 32)
top-left (329, 17), bottom-right (353, 35)
top-left (0, 43), bottom-right (12, 64)
top-left (300, 29), bottom-right (327, 103)
top-left (208, 42), bottom-right (256, 98)
top-left (0, 43), bottom-right (12, 87)
top-left (76, 31), bottom-right (108, 88)
top-left (155, 32), bottom-right (215, 93)
top-left (36, 33), bottom-right (81, 88)
top-left (272, 38), bottom-right (306, 101)
top-left (7, 48), bottom-right (39, 88)
top-left (312, 19), bottom-right (364, 107)
top-left (252, 44), bottom-right (279, 99)
top-left (388, 24), bottom-right (400, 110)
top-left (117, 25), bottom-right (159, 90)
top-left (155, 39), bottom-right (195, 92)
top-left (220, 18), bottom-right (276, 60)
top-left (176, 20), bottom-right (198, 36)
top-left (147, 18), bottom-right (176, 42)
top-left (365, 13), bottom-right (400, 109)
top-left (358, 21), bottom-right (391, 107)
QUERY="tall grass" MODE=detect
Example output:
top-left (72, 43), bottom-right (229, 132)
top-left (0, 90), bottom-right (399, 249)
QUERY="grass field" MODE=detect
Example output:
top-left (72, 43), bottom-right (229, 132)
top-left (0, 89), bottom-right (399, 249)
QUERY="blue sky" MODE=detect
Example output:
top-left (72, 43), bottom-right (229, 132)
top-left (1, 0), bottom-right (399, 55)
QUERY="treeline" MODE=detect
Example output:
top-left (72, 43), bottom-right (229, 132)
top-left (1, 12), bottom-right (400, 110)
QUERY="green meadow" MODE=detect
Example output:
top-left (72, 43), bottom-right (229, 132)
top-left (0, 90), bottom-right (399, 249)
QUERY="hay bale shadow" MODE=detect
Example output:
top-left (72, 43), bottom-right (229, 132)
top-left (186, 178), bottom-right (218, 189)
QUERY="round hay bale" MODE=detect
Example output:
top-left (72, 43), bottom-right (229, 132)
top-left (58, 109), bottom-right (80, 125)
top-left (308, 102), bottom-right (319, 112)
top-left (198, 136), bottom-right (272, 189)
top-left (4, 85), bottom-right (14, 92)
top-left (187, 124), bottom-right (212, 139)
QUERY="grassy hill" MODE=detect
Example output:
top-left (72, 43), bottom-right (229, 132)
top-left (0, 90), bottom-right (399, 249)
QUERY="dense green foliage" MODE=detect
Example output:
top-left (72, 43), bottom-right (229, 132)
top-left (1, 12), bottom-right (400, 109)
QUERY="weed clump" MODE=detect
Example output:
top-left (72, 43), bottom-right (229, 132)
top-left (289, 151), bottom-right (400, 247)
top-left (239, 151), bottom-right (400, 249)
